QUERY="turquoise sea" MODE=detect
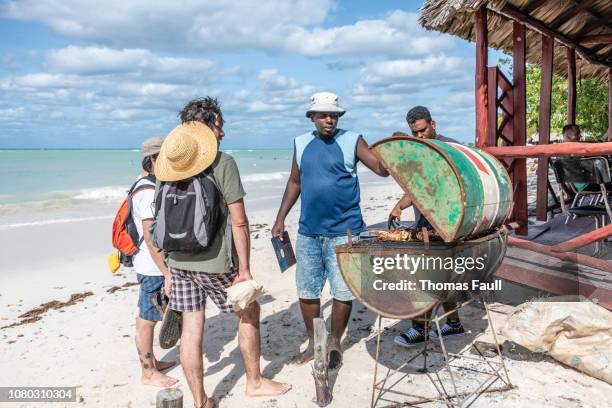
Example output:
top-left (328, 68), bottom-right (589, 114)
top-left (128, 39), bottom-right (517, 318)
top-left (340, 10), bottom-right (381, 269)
top-left (0, 149), bottom-right (389, 228)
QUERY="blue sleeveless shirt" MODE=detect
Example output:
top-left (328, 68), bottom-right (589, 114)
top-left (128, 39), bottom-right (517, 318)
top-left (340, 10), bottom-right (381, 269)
top-left (295, 129), bottom-right (365, 237)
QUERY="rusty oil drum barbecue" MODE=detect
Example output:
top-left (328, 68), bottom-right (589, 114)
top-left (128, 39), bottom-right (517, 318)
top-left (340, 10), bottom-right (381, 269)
top-left (335, 136), bottom-right (511, 319)
top-left (372, 136), bottom-right (513, 243)
top-left (335, 230), bottom-right (507, 319)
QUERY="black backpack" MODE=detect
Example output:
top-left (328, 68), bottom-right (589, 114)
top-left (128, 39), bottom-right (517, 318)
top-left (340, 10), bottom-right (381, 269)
top-left (150, 169), bottom-right (220, 252)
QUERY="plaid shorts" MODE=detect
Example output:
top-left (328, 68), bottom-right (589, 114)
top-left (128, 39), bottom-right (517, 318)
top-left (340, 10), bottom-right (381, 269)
top-left (137, 274), bottom-right (165, 321)
top-left (168, 267), bottom-right (238, 313)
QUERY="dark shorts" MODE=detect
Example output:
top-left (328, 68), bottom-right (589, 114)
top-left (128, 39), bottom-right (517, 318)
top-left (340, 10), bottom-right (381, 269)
top-left (137, 274), bottom-right (165, 321)
top-left (168, 267), bottom-right (238, 313)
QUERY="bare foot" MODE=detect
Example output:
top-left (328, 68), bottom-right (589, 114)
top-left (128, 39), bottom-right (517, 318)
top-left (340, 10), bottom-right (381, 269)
top-left (141, 370), bottom-right (178, 388)
top-left (292, 344), bottom-right (314, 365)
top-left (246, 377), bottom-right (292, 397)
top-left (196, 396), bottom-right (217, 408)
top-left (156, 359), bottom-right (176, 371)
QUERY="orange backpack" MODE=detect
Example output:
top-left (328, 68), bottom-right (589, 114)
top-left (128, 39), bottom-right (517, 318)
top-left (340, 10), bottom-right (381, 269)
top-left (111, 175), bottom-right (156, 266)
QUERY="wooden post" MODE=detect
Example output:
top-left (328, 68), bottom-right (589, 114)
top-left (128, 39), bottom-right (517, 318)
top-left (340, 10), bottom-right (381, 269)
top-left (487, 67), bottom-right (499, 146)
top-left (513, 21), bottom-right (528, 235)
top-left (607, 68), bottom-right (612, 141)
top-left (156, 388), bottom-right (183, 408)
top-left (567, 47), bottom-right (576, 124)
top-left (312, 317), bottom-right (332, 406)
top-left (536, 34), bottom-right (554, 221)
top-left (475, 6), bottom-right (489, 148)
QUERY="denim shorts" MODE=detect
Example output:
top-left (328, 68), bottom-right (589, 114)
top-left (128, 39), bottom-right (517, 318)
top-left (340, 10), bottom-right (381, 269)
top-left (296, 233), bottom-right (356, 302)
top-left (137, 274), bottom-right (165, 322)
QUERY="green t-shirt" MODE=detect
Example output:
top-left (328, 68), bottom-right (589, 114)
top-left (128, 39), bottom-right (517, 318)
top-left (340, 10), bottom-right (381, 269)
top-left (166, 151), bottom-right (246, 273)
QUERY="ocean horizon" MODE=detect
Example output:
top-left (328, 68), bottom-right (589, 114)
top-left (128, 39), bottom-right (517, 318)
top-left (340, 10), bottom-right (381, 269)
top-left (0, 148), bottom-right (392, 228)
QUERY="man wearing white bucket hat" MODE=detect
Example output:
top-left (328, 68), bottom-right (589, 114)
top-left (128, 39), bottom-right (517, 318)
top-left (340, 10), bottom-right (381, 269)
top-left (272, 92), bottom-right (389, 369)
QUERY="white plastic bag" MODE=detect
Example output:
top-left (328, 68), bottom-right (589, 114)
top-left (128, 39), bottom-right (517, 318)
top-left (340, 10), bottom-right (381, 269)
top-left (226, 280), bottom-right (266, 312)
top-left (503, 301), bottom-right (612, 384)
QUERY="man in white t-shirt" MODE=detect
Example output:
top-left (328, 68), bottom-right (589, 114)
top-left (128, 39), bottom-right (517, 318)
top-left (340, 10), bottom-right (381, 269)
top-left (133, 136), bottom-right (177, 388)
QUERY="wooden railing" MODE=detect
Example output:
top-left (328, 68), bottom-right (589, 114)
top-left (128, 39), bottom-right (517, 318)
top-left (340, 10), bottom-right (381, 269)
top-left (486, 66), bottom-right (528, 234)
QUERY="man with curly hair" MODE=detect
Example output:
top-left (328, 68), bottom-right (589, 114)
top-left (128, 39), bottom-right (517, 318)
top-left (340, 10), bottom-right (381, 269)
top-left (161, 97), bottom-right (291, 407)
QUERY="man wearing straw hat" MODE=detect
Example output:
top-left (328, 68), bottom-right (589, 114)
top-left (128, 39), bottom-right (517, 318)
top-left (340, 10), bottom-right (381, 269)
top-left (156, 98), bottom-right (291, 408)
top-left (272, 92), bottom-right (389, 369)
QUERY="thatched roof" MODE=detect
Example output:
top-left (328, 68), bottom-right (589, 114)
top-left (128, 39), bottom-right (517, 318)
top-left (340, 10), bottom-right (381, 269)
top-left (420, 0), bottom-right (612, 81)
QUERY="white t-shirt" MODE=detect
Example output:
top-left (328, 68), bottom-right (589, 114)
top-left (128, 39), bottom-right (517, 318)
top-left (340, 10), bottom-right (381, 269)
top-left (131, 177), bottom-right (163, 276)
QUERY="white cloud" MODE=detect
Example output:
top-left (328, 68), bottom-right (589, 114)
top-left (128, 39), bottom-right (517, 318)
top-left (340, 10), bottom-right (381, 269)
top-left (292, 11), bottom-right (453, 57)
top-left (258, 69), bottom-right (299, 91)
top-left (247, 101), bottom-right (288, 113)
top-left (44, 46), bottom-right (214, 79)
top-left (349, 56), bottom-right (473, 108)
top-left (359, 56), bottom-right (468, 87)
top-left (3, 2), bottom-right (452, 57)
top-left (0, 107), bottom-right (25, 121)
top-left (255, 69), bottom-right (315, 108)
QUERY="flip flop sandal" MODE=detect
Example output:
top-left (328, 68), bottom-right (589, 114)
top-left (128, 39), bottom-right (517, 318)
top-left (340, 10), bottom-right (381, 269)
top-left (151, 290), bottom-right (169, 315)
top-left (159, 308), bottom-right (182, 349)
top-left (327, 338), bottom-right (343, 370)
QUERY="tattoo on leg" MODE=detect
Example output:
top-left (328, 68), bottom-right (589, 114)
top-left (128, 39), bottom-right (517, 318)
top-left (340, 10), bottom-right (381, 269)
top-left (143, 363), bottom-right (150, 369)
top-left (145, 352), bottom-right (152, 359)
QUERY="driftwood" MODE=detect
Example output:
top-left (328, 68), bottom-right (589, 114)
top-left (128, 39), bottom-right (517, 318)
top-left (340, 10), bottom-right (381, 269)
top-left (156, 388), bottom-right (183, 408)
top-left (312, 318), bottom-right (332, 406)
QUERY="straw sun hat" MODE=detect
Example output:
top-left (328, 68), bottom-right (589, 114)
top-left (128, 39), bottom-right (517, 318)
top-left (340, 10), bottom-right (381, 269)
top-left (155, 121), bottom-right (218, 182)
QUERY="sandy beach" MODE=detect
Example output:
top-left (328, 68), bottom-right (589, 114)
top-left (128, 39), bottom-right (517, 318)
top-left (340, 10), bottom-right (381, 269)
top-left (1, 181), bottom-right (610, 408)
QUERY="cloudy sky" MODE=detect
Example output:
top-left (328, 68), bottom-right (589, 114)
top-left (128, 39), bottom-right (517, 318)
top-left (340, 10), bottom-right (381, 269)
top-left (0, 0), bottom-right (504, 149)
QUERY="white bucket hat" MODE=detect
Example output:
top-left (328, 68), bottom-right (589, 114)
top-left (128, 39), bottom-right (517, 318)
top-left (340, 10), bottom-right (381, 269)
top-left (306, 92), bottom-right (346, 118)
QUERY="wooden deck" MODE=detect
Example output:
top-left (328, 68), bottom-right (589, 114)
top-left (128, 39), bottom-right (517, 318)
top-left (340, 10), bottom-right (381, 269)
top-left (495, 216), bottom-right (612, 309)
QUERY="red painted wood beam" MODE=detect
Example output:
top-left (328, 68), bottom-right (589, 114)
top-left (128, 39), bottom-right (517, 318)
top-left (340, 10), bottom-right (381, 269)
top-left (513, 21), bottom-right (528, 235)
top-left (579, 34), bottom-right (612, 45)
top-left (495, 263), bottom-right (612, 310)
top-left (536, 34), bottom-right (554, 221)
top-left (567, 47), bottom-right (577, 124)
top-left (485, 141), bottom-right (612, 158)
top-left (551, 224), bottom-right (612, 253)
top-left (607, 68), bottom-right (612, 142)
top-left (507, 236), bottom-right (612, 272)
top-left (487, 67), bottom-right (498, 146)
top-left (475, 6), bottom-right (489, 149)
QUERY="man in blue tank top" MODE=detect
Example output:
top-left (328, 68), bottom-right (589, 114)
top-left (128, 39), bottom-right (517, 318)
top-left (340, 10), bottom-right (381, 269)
top-left (272, 92), bottom-right (389, 368)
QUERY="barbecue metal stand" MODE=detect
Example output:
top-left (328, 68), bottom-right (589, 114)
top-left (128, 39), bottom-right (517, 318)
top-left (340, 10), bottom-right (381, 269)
top-left (370, 296), bottom-right (513, 408)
